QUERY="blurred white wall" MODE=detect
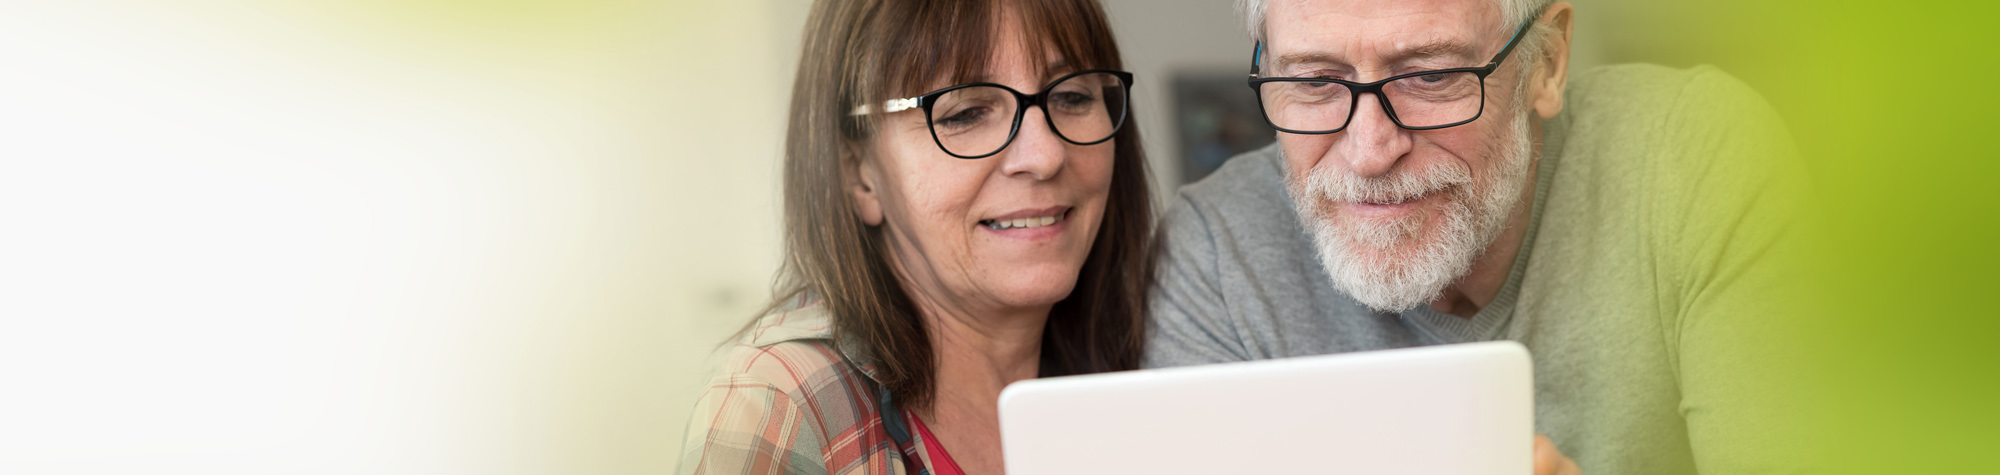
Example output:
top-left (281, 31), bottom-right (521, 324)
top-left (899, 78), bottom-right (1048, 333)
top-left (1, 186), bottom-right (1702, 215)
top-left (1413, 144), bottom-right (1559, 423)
top-left (1097, 0), bottom-right (1251, 203)
top-left (2, 0), bottom-right (807, 473)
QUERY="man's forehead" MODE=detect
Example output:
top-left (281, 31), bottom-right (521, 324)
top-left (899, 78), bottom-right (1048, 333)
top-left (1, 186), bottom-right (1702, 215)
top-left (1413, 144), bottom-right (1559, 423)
top-left (1264, 0), bottom-right (1503, 67)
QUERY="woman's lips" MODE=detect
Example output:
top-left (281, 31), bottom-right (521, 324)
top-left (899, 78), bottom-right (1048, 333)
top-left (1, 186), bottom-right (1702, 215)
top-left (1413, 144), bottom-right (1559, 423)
top-left (980, 208), bottom-right (1068, 230)
top-left (977, 207), bottom-right (1071, 241)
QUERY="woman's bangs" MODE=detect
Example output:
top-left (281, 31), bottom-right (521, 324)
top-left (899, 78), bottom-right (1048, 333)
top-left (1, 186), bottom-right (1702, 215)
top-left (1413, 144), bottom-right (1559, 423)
top-left (1017, 0), bottom-right (1120, 75)
top-left (868, 0), bottom-right (1117, 107)
top-left (868, 0), bottom-right (995, 105)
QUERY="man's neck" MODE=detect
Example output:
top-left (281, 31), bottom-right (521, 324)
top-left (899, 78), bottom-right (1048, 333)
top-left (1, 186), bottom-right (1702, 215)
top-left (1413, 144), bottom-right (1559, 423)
top-left (1429, 121), bottom-right (1545, 318)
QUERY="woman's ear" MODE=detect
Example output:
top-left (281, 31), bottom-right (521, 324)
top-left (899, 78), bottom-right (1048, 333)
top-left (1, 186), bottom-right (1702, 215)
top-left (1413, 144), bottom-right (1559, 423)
top-left (843, 143), bottom-right (885, 226)
top-left (1530, 2), bottom-right (1575, 120)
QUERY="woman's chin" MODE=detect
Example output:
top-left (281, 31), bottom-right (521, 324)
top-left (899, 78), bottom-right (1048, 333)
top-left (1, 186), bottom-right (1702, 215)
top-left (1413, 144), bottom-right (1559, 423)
top-left (981, 270), bottom-right (1082, 310)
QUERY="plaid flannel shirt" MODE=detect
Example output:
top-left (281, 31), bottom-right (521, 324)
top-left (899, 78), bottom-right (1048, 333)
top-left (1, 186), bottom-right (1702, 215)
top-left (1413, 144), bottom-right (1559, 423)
top-left (679, 296), bottom-right (941, 475)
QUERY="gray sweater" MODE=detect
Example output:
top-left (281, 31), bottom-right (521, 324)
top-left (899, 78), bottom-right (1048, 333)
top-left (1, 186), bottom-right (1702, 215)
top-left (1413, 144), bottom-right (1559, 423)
top-left (1144, 64), bottom-right (1816, 475)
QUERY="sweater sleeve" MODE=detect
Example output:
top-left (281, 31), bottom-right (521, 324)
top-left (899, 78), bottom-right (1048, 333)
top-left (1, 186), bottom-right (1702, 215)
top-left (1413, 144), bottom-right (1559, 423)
top-left (1653, 66), bottom-right (1823, 475)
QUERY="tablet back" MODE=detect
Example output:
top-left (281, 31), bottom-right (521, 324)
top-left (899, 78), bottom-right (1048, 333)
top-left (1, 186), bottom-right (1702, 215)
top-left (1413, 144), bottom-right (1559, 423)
top-left (998, 341), bottom-right (1533, 475)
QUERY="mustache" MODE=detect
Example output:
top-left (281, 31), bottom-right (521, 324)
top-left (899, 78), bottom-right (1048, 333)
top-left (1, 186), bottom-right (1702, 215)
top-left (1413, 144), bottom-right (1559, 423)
top-left (1299, 162), bottom-right (1474, 204)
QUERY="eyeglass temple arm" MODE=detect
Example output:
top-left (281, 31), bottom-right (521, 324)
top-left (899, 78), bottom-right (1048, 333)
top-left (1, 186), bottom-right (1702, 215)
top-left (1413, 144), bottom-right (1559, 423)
top-left (848, 97), bottom-right (922, 117)
top-left (1248, 41), bottom-right (1263, 78)
top-left (1485, 21), bottom-right (1535, 69)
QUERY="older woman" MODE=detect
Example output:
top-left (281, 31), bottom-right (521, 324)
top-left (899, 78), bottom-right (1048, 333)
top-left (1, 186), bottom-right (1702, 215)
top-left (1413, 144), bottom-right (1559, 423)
top-left (677, 0), bottom-right (1152, 474)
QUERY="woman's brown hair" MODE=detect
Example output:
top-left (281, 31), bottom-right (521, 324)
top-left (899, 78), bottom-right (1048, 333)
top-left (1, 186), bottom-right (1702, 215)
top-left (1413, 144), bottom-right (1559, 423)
top-left (762, 0), bottom-right (1153, 409)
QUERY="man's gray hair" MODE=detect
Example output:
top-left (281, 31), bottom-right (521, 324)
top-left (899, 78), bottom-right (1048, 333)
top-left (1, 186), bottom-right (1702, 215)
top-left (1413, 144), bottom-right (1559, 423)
top-left (1237, 0), bottom-right (1553, 43)
top-left (1238, 0), bottom-right (1558, 94)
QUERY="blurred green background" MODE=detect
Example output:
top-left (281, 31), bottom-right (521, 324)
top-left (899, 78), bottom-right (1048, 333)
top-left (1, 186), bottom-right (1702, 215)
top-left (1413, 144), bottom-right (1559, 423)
top-left (1712, 1), bottom-right (2000, 473)
top-left (1585, 2), bottom-right (2000, 473)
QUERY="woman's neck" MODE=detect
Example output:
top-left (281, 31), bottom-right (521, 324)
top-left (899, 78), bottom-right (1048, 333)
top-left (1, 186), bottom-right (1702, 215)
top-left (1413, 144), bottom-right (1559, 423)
top-left (882, 240), bottom-right (1049, 474)
top-left (909, 299), bottom-right (1047, 414)
top-left (928, 304), bottom-right (1046, 386)
top-left (905, 292), bottom-right (1048, 475)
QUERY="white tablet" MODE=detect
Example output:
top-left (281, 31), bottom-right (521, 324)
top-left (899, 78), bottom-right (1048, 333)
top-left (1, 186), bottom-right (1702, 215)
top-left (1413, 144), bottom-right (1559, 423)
top-left (998, 341), bottom-right (1533, 475)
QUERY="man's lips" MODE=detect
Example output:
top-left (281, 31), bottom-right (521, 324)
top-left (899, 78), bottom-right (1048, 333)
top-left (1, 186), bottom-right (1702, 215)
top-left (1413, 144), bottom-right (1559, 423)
top-left (1360, 195), bottom-right (1421, 205)
top-left (1341, 190), bottom-right (1442, 216)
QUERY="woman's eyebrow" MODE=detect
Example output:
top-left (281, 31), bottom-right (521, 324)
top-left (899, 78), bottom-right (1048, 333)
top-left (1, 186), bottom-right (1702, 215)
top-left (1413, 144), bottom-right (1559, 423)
top-left (1043, 59), bottom-right (1073, 80)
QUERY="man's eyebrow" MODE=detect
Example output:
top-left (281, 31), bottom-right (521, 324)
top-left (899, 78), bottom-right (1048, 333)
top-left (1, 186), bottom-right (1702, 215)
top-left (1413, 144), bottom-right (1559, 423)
top-left (1275, 51), bottom-right (1342, 71)
top-left (1273, 40), bottom-right (1481, 71)
top-left (1397, 40), bottom-right (1480, 64)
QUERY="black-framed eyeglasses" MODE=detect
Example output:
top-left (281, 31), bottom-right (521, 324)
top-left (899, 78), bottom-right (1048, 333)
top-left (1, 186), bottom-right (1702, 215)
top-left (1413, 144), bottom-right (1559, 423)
top-left (1246, 21), bottom-right (1532, 135)
top-left (850, 69), bottom-right (1134, 159)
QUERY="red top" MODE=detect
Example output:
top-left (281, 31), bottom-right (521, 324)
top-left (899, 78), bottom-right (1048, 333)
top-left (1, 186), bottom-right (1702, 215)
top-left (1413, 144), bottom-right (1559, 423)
top-left (907, 410), bottom-right (968, 475)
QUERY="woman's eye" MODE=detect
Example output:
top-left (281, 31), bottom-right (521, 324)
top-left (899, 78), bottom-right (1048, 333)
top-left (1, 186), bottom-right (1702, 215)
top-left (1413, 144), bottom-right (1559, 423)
top-left (1051, 91), bottom-right (1098, 111)
top-left (1419, 73), bottom-right (1447, 83)
top-left (936, 107), bottom-right (990, 129)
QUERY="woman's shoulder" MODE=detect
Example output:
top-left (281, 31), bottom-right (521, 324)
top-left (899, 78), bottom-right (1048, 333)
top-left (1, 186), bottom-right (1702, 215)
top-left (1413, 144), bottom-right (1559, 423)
top-left (682, 299), bottom-right (898, 474)
top-left (710, 299), bottom-right (861, 394)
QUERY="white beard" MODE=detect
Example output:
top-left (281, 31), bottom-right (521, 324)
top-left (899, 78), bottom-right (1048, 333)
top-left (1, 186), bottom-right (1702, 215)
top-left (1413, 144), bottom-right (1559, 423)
top-left (1287, 111), bottom-right (1535, 313)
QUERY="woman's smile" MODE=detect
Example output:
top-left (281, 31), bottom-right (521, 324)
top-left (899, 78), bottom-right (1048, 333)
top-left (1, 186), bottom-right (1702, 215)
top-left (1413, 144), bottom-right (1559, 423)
top-left (978, 206), bottom-right (1071, 240)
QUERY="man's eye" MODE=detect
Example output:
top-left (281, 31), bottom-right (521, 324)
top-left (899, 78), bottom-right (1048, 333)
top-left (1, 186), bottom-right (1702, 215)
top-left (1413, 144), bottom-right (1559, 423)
top-left (1419, 73), bottom-right (1447, 83)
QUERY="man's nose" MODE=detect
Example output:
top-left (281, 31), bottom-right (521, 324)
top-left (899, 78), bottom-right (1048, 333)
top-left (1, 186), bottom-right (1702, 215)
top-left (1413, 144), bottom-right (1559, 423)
top-left (1337, 94), bottom-right (1413, 178)
top-left (998, 106), bottom-right (1067, 181)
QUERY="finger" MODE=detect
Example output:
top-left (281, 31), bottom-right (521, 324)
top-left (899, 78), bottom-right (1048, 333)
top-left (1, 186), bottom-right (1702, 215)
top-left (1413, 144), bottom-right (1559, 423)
top-left (1534, 435), bottom-right (1559, 475)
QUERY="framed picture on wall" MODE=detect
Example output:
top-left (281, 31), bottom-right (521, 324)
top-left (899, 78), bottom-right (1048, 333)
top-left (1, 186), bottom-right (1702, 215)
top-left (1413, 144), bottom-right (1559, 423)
top-left (1171, 70), bottom-right (1276, 185)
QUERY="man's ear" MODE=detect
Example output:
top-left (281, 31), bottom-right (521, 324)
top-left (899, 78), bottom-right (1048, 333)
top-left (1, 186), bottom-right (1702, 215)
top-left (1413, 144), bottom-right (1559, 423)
top-left (1530, 2), bottom-right (1575, 120)
top-left (842, 143), bottom-right (885, 226)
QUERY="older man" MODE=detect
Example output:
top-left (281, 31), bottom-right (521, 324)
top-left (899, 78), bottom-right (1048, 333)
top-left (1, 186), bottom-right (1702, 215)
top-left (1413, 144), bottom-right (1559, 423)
top-left (1145, 0), bottom-right (1812, 474)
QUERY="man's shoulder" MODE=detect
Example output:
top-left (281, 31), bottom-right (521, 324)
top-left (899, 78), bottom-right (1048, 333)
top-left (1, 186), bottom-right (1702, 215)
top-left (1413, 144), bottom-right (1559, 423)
top-left (1555, 63), bottom-right (1796, 213)
top-left (1565, 63), bottom-right (1779, 140)
top-left (1166, 142), bottom-right (1297, 233)
top-left (1530, 63), bottom-right (1805, 338)
top-left (1155, 141), bottom-right (1322, 277)
top-left (1569, 63), bottom-right (1727, 102)
top-left (1177, 141), bottom-right (1290, 208)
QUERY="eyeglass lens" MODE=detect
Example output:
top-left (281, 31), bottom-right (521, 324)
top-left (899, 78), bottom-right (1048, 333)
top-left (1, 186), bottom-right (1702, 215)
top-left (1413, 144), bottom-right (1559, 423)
top-left (1260, 71), bottom-right (1484, 132)
top-left (927, 72), bottom-right (1128, 158)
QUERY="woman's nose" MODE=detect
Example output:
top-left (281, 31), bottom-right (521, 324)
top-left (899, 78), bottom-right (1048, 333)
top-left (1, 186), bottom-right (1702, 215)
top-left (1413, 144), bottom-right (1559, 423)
top-left (998, 106), bottom-right (1068, 181)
